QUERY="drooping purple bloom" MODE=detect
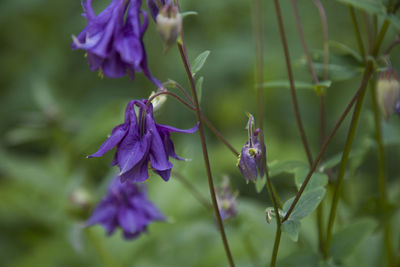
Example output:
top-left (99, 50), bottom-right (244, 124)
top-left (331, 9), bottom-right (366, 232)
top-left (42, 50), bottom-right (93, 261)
top-left (89, 99), bottom-right (198, 182)
top-left (86, 177), bottom-right (165, 239)
top-left (216, 177), bottom-right (238, 221)
top-left (72, 0), bottom-right (161, 86)
top-left (237, 114), bottom-right (265, 183)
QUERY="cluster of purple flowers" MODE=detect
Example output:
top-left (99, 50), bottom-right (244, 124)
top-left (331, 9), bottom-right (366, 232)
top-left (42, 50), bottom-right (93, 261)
top-left (73, 0), bottom-right (197, 240)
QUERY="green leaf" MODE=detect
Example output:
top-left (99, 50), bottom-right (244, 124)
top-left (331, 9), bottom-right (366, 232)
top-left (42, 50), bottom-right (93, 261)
top-left (191, 50), bottom-right (210, 76)
top-left (196, 76), bottom-right (204, 103)
top-left (254, 176), bottom-right (266, 193)
top-left (294, 166), bottom-right (328, 192)
top-left (336, 0), bottom-right (386, 16)
top-left (330, 218), bottom-right (377, 261)
top-left (388, 14), bottom-right (400, 32)
top-left (329, 40), bottom-right (363, 63)
top-left (319, 147), bottom-right (366, 172)
top-left (283, 187), bottom-right (326, 221)
top-left (269, 161), bottom-right (308, 177)
top-left (282, 219), bottom-right (301, 242)
top-left (313, 63), bottom-right (362, 82)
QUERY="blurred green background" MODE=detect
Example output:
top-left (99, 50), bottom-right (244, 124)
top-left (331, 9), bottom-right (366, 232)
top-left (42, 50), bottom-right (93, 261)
top-left (1, 0), bottom-right (400, 266)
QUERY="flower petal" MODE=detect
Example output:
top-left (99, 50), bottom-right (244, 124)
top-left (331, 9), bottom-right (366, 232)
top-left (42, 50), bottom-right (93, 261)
top-left (88, 124), bottom-right (127, 158)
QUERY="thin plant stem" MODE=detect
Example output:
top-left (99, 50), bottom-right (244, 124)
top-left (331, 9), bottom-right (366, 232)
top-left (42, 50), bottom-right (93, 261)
top-left (86, 228), bottom-right (119, 267)
top-left (177, 41), bottom-right (235, 267)
top-left (369, 79), bottom-right (395, 266)
top-left (148, 87), bottom-right (240, 157)
top-left (172, 171), bottom-right (211, 209)
top-left (147, 90), bottom-right (195, 110)
top-left (253, 0), bottom-right (282, 265)
top-left (313, 0), bottom-right (329, 81)
top-left (324, 17), bottom-right (392, 259)
top-left (163, 80), bottom-right (194, 105)
top-left (349, 5), bottom-right (366, 61)
top-left (283, 63), bottom-right (373, 222)
top-left (291, 0), bottom-right (319, 84)
top-left (383, 36), bottom-right (400, 55)
top-left (273, 0), bottom-right (313, 166)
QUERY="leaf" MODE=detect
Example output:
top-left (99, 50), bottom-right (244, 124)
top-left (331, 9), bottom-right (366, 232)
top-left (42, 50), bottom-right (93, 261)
top-left (191, 50), bottom-right (210, 76)
top-left (254, 176), bottom-right (266, 193)
top-left (282, 219), bottom-right (301, 242)
top-left (329, 40), bottom-right (363, 63)
top-left (269, 161), bottom-right (308, 177)
top-left (196, 76), bottom-right (204, 103)
top-left (330, 218), bottom-right (377, 261)
top-left (294, 166), bottom-right (328, 192)
top-left (319, 147), bottom-right (366, 172)
top-left (336, 0), bottom-right (386, 16)
top-left (313, 63), bottom-right (362, 82)
top-left (278, 250), bottom-right (320, 267)
top-left (283, 187), bottom-right (326, 221)
top-left (388, 14), bottom-right (400, 32)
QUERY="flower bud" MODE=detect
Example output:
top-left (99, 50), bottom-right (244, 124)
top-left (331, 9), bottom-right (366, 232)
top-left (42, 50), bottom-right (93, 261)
top-left (149, 91), bottom-right (167, 112)
top-left (156, 4), bottom-right (182, 49)
top-left (376, 69), bottom-right (400, 120)
top-left (67, 188), bottom-right (93, 220)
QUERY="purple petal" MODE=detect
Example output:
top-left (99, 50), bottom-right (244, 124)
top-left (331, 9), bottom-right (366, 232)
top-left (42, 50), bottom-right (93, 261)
top-left (155, 169), bottom-right (171, 182)
top-left (119, 131), bottom-right (151, 175)
top-left (117, 205), bottom-right (137, 233)
top-left (88, 124), bottom-right (127, 158)
top-left (238, 147), bottom-right (258, 182)
top-left (120, 158), bottom-right (149, 183)
top-left (156, 122), bottom-right (199, 134)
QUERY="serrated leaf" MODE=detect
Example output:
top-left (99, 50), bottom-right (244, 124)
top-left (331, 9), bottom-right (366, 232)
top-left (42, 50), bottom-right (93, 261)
top-left (191, 50), bottom-right (210, 76)
top-left (196, 76), bottom-right (204, 103)
top-left (294, 167), bottom-right (328, 192)
top-left (282, 219), bottom-right (301, 242)
top-left (283, 187), bottom-right (326, 221)
top-left (330, 218), bottom-right (377, 261)
top-left (336, 0), bottom-right (386, 16)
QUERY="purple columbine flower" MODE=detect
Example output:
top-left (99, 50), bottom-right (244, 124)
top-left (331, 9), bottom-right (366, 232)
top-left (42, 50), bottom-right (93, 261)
top-left (396, 101), bottom-right (400, 114)
top-left (216, 177), bottom-right (238, 221)
top-left (146, 0), bottom-right (168, 20)
top-left (86, 177), bottom-right (165, 239)
top-left (72, 0), bottom-right (161, 86)
top-left (89, 99), bottom-right (198, 182)
top-left (237, 114), bottom-right (265, 183)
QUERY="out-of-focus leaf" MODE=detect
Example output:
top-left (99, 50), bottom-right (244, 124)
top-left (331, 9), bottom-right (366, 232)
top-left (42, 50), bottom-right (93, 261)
top-left (196, 76), bottom-right (204, 103)
top-left (330, 218), bottom-right (377, 261)
top-left (191, 50), bottom-right (210, 76)
top-left (283, 187), bottom-right (326, 221)
top-left (330, 40), bottom-right (363, 63)
top-left (294, 166), bottom-right (328, 192)
top-left (5, 127), bottom-right (48, 145)
top-left (269, 161), bottom-right (308, 177)
top-left (254, 176), bottom-right (266, 193)
top-left (278, 250), bottom-right (319, 267)
top-left (388, 15), bottom-right (400, 32)
top-left (336, 0), bottom-right (386, 15)
top-left (319, 147), bottom-right (367, 172)
top-left (282, 219), bottom-right (301, 242)
top-left (313, 63), bottom-right (362, 81)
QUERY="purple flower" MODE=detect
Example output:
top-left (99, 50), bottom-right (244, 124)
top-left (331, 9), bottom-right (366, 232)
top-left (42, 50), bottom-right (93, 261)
top-left (396, 101), bottom-right (400, 114)
top-left (72, 0), bottom-right (161, 86)
top-left (237, 114), bottom-right (265, 183)
top-left (86, 177), bottom-right (165, 239)
top-left (216, 177), bottom-right (238, 221)
top-left (89, 99), bottom-right (198, 182)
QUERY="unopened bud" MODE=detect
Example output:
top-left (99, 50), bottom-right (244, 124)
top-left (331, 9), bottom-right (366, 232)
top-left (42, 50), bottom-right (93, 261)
top-left (156, 4), bottom-right (182, 49)
top-left (67, 188), bottom-right (93, 219)
top-left (149, 91), bottom-right (167, 112)
top-left (376, 69), bottom-right (400, 120)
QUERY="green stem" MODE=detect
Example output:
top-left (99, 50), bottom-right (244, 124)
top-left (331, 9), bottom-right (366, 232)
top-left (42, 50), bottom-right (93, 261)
top-left (177, 42), bottom-right (235, 267)
top-left (283, 65), bottom-right (371, 222)
top-left (349, 5), bottom-right (366, 61)
top-left (86, 228), bottom-right (119, 267)
top-left (369, 79), bottom-right (395, 266)
top-left (253, 0), bottom-right (282, 265)
top-left (324, 16), bottom-right (391, 260)
top-left (273, 0), bottom-right (313, 166)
